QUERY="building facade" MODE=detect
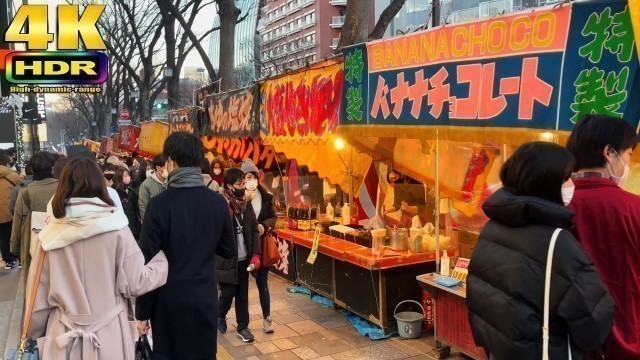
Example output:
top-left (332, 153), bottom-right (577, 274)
top-left (375, 0), bottom-right (552, 39)
top-left (209, 0), bottom-right (261, 87)
top-left (257, 0), bottom-right (362, 77)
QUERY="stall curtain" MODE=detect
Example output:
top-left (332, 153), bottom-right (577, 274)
top-left (203, 85), bottom-right (260, 138)
top-left (139, 121), bottom-right (169, 156)
top-left (339, 0), bottom-right (640, 143)
top-left (169, 107), bottom-right (205, 135)
top-left (260, 60), bottom-right (372, 195)
top-left (111, 133), bottom-right (120, 154)
top-left (118, 125), bottom-right (141, 154)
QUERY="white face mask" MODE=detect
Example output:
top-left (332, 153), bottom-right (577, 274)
top-left (245, 180), bottom-right (258, 191)
top-left (146, 169), bottom-right (153, 178)
top-left (607, 149), bottom-right (630, 185)
top-left (561, 185), bottom-right (575, 206)
top-left (162, 169), bottom-right (169, 179)
top-left (213, 168), bottom-right (222, 176)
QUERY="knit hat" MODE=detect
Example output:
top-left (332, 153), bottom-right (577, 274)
top-left (241, 158), bottom-right (259, 175)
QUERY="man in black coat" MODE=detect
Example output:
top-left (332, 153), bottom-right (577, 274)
top-left (136, 132), bottom-right (235, 360)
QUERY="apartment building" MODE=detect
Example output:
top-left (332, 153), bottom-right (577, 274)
top-left (375, 0), bottom-right (555, 38)
top-left (257, 0), bottom-right (374, 77)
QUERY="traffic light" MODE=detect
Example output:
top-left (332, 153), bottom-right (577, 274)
top-left (156, 103), bottom-right (162, 110)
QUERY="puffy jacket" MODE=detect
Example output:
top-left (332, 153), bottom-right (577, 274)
top-left (467, 188), bottom-right (614, 360)
top-left (0, 166), bottom-right (22, 223)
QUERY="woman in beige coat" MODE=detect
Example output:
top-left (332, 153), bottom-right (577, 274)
top-left (25, 157), bottom-right (168, 360)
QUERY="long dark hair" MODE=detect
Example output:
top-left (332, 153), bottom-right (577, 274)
top-left (51, 158), bottom-right (115, 219)
top-left (500, 142), bottom-right (575, 205)
top-left (113, 167), bottom-right (130, 192)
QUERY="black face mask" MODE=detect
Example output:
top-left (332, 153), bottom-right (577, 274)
top-left (232, 188), bottom-right (245, 197)
top-left (104, 174), bottom-right (115, 181)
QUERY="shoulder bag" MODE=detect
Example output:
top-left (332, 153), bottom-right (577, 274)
top-left (542, 228), bottom-right (572, 360)
top-left (261, 230), bottom-right (281, 268)
top-left (6, 248), bottom-right (46, 360)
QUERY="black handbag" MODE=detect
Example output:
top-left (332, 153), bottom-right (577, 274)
top-left (135, 335), bottom-right (153, 360)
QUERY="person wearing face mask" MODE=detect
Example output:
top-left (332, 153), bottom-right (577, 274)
top-left (102, 163), bottom-right (117, 187)
top-left (566, 114), bottom-right (640, 360)
top-left (211, 158), bottom-right (226, 188)
top-left (138, 154), bottom-right (168, 220)
top-left (126, 160), bottom-right (149, 241)
top-left (467, 142), bottom-right (614, 360)
top-left (201, 158), bottom-right (220, 192)
top-left (112, 168), bottom-right (132, 210)
top-left (216, 167), bottom-right (261, 343)
top-left (241, 159), bottom-right (278, 333)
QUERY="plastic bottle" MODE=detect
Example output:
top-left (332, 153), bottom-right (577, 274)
top-left (440, 250), bottom-right (450, 277)
top-left (342, 203), bottom-right (351, 225)
top-left (326, 202), bottom-right (334, 221)
top-left (247, 263), bottom-right (255, 272)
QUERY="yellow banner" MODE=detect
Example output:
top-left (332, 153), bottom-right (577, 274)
top-left (631, 0), bottom-right (640, 62)
top-left (139, 121), bottom-right (169, 155)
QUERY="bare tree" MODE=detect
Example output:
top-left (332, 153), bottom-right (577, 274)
top-left (339, 0), bottom-right (410, 48)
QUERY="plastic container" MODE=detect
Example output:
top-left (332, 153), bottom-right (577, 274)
top-left (342, 203), bottom-right (351, 225)
top-left (394, 300), bottom-right (425, 339)
top-left (440, 250), bottom-right (450, 276)
top-left (326, 203), bottom-right (334, 221)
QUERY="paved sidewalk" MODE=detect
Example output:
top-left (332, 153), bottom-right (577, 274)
top-left (0, 261), bottom-right (23, 357)
top-left (217, 275), bottom-right (468, 360)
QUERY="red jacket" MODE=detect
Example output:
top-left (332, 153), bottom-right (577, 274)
top-left (570, 177), bottom-right (640, 359)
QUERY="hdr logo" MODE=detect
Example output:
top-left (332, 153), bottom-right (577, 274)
top-left (2, 5), bottom-right (108, 91)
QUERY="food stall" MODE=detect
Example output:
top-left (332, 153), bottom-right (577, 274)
top-left (339, 0), bottom-right (640, 357)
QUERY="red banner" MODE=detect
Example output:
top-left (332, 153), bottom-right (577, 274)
top-left (118, 125), bottom-right (141, 153)
top-left (101, 136), bottom-right (113, 155)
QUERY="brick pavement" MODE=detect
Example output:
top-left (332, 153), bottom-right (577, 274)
top-left (217, 275), bottom-right (470, 360)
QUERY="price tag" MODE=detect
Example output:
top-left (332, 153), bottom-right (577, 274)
top-left (306, 225), bottom-right (321, 265)
top-left (451, 257), bottom-right (470, 283)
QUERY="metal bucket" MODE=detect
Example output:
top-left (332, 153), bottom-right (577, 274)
top-left (394, 300), bottom-right (425, 339)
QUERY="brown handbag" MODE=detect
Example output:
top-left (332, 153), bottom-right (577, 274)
top-left (261, 230), bottom-right (280, 268)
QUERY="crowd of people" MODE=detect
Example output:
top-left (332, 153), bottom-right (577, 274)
top-left (0, 133), bottom-right (277, 359)
top-left (0, 113), bottom-right (638, 359)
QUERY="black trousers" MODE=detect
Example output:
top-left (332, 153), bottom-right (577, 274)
top-left (0, 222), bottom-right (14, 263)
top-left (254, 267), bottom-right (270, 318)
top-left (218, 259), bottom-right (250, 331)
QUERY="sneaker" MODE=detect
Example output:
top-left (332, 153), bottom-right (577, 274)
top-left (218, 317), bottom-right (227, 334)
top-left (237, 328), bottom-right (255, 343)
top-left (263, 316), bottom-right (274, 334)
top-left (17, 260), bottom-right (21, 269)
top-left (4, 260), bottom-right (16, 270)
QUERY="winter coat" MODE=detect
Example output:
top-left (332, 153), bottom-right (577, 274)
top-left (216, 202), bottom-right (261, 285)
top-left (125, 185), bottom-right (142, 240)
top-left (0, 165), bottom-right (22, 223)
top-left (202, 173), bottom-right (221, 192)
top-left (138, 173), bottom-right (165, 220)
top-left (26, 202), bottom-right (167, 360)
top-left (9, 175), bottom-right (32, 216)
top-left (256, 185), bottom-right (277, 231)
top-left (467, 188), bottom-right (615, 360)
top-left (135, 186), bottom-right (234, 360)
top-left (11, 178), bottom-right (58, 279)
top-left (569, 176), bottom-right (640, 359)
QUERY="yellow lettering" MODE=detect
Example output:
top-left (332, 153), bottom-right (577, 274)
top-left (57, 5), bottom-right (106, 50)
top-left (44, 61), bottom-right (70, 75)
top-left (71, 61), bottom-right (97, 75)
top-left (436, 31), bottom-right (449, 59)
top-left (487, 21), bottom-right (507, 53)
top-left (408, 37), bottom-right (419, 63)
top-left (468, 23), bottom-right (487, 56)
top-left (371, 44), bottom-right (383, 69)
top-left (510, 16), bottom-right (531, 51)
top-left (452, 27), bottom-right (468, 57)
top-left (16, 61), bottom-right (42, 75)
top-left (384, 42), bottom-right (395, 67)
top-left (395, 38), bottom-right (408, 66)
top-left (532, 13), bottom-right (555, 47)
top-left (421, 33), bottom-right (436, 61)
top-left (5, 5), bottom-right (54, 50)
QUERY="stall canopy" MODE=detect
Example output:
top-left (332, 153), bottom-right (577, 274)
top-left (338, 0), bottom-right (640, 204)
top-left (260, 60), bottom-right (372, 195)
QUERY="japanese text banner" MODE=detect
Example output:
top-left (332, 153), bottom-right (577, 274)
top-left (260, 61), bottom-right (344, 142)
top-left (341, 0), bottom-right (639, 134)
top-left (205, 85), bottom-right (260, 138)
top-left (118, 125), bottom-right (140, 153)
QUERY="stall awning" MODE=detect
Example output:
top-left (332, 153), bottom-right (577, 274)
top-left (260, 60), bottom-right (372, 195)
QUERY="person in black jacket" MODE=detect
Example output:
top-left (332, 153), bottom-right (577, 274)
top-left (216, 167), bottom-right (262, 343)
top-left (125, 160), bottom-right (148, 241)
top-left (467, 141), bottom-right (614, 360)
top-left (135, 132), bottom-right (235, 360)
top-left (242, 159), bottom-right (278, 333)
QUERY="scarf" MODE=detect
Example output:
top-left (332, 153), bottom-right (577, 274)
top-left (34, 171), bottom-right (54, 181)
top-left (39, 197), bottom-right (129, 251)
top-left (167, 167), bottom-right (204, 188)
top-left (223, 188), bottom-right (248, 215)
